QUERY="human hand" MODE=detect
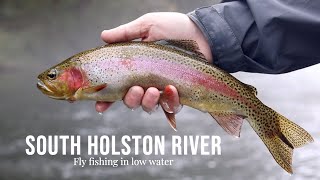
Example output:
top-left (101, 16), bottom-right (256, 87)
top-left (96, 12), bottom-right (212, 113)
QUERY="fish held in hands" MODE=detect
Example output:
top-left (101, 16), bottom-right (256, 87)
top-left (37, 40), bottom-right (313, 173)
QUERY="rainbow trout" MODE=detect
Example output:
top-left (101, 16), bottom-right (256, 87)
top-left (37, 40), bottom-right (313, 173)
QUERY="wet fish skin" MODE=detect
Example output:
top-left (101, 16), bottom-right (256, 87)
top-left (37, 40), bottom-right (313, 173)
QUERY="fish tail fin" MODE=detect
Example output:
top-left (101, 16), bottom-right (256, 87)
top-left (250, 106), bottom-right (313, 174)
top-left (278, 114), bottom-right (314, 148)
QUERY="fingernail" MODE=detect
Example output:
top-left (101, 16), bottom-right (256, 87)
top-left (174, 104), bottom-right (183, 114)
top-left (101, 30), bottom-right (108, 37)
top-left (130, 106), bottom-right (139, 111)
top-left (148, 104), bottom-right (159, 115)
top-left (143, 108), bottom-right (152, 114)
top-left (154, 104), bottom-right (160, 110)
top-left (125, 104), bottom-right (138, 111)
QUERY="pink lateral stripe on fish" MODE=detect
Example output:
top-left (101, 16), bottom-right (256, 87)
top-left (128, 57), bottom-right (256, 110)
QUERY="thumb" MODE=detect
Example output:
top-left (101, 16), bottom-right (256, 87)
top-left (101, 16), bottom-right (150, 43)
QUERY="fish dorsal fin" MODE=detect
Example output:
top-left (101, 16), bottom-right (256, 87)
top-left (243, 83), bottom-right (258, 96)
top-left (209, 111), bottom-right (247, 138)
top-left (154, 40), bottom-right (207, 60)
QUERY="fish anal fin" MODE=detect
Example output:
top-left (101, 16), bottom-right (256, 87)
top-left (82, 83), bottom-right (107, 94)
top-left (155, 40), bottom-right (206, 60)
top-left (209, 112), bottom-right (246, 138)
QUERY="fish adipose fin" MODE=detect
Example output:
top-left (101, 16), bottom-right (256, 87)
top-left (251, 107), bottom-right (314, 174)
top-left (242, 83), bottom-right (258, 96)
top-left (155, 40), bottom-right (207, 60)
top-left (209, 112), bottom-right (246, 138)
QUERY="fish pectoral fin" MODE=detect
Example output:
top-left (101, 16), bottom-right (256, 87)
top-left (161, 106), bottom-right (177, 131)
top-left (82, 83), bottom-right (107, 94)
top-left (159, 85), bottom-right (181, 131)
top-left (159, 85), bottom-right (181, 113)
top-left (209, 111), bottom-right (247, 138)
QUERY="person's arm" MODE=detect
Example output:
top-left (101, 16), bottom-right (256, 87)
top-left (188, 0), bottom-right (320, 73)
top-left (96, 0), bottom-right (320, 112)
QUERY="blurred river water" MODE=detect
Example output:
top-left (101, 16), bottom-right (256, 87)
top-left (0, 1), bottom-right (319, 180)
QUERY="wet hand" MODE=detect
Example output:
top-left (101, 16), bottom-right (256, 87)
top-left (101, 12), bottom-right (212, 61)
top-left (96, 12), bottom-right (211, 113)
top-left (95, 85), bottom-right (180, 114)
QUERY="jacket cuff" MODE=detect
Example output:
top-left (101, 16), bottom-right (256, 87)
top-left (187, 6), bottom-right (245, 73)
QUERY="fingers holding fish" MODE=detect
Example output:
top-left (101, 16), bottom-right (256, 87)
top-left (141, 87), bottom-right (160, 113)
top-left (95, 85), bottom-right (180, 114)
top-left (123, 86), bottom-right (145, 110)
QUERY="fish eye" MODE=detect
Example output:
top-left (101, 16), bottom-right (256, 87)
top-left (47, 69), bottom-right (57, 80)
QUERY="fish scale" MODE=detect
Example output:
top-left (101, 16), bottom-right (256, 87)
top-left (37, 40), bottom-right (313, 173)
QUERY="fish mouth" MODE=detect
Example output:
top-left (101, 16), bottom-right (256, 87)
top-left (37, 79), bottom-right (53, 94)
top-left (37, 79), bottom-right (64, 100)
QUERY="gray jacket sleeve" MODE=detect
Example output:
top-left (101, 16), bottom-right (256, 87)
top-left (188, 0), bottom-right (320, 74)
